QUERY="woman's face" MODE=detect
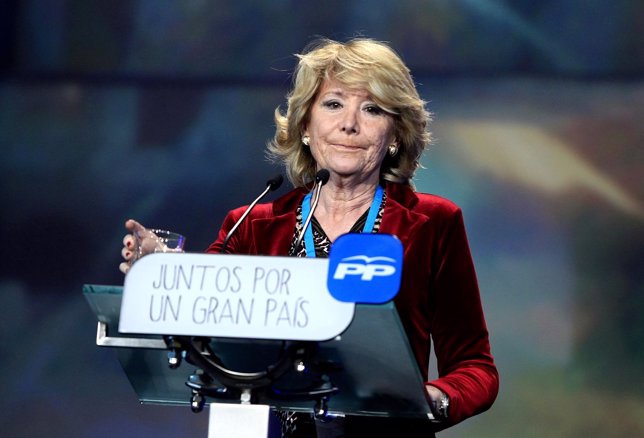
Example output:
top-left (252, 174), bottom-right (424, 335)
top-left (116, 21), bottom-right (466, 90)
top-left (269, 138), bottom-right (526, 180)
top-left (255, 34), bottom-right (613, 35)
top-left (304, 78), bottom-right (395, 184)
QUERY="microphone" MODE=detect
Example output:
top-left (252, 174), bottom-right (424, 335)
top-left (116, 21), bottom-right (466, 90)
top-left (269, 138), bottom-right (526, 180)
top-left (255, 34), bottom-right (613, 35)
top-left (220, 174), bottom-right (284, 253)
top-left (294, 169), bottom-right (330, 250)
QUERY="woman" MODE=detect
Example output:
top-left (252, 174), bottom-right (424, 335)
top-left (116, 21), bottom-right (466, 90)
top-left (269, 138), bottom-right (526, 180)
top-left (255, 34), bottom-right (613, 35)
top-left (122, 38), bottom-right (498, 435)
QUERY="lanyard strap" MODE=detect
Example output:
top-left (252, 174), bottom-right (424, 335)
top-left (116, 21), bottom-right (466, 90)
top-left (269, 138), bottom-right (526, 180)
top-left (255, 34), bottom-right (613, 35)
top-left (300, 184), bottom-right (384, 258)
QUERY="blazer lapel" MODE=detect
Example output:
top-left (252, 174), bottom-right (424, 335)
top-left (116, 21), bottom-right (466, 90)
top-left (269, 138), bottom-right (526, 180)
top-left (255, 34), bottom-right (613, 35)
top-left (251, 213), bottom-right (296, 255)
top-left (380, 183), bottom-right (430, 249)
top-left (250, 187), bottom-right (306, 256)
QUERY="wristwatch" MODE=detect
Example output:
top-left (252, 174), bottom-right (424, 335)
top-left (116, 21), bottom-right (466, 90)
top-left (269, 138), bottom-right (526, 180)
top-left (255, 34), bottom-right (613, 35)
top-left (432, 391), bottom-right (450, 422)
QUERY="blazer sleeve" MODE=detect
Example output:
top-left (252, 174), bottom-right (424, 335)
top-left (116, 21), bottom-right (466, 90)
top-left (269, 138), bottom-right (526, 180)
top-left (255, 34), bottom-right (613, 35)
top-left (426, 207), bottom-right (499, 427)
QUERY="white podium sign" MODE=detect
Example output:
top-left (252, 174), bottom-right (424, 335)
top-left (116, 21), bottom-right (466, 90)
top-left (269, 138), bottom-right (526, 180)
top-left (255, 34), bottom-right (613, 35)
top-left (119, 252), bottom-right (355, 341)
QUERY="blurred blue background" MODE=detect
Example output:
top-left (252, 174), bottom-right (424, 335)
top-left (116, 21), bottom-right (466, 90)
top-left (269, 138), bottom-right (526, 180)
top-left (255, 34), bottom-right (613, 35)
top-left (1, 1), bottom-right (643, 436)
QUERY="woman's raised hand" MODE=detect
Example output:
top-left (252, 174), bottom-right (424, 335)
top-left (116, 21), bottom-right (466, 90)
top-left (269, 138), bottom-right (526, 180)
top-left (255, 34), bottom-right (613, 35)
top-left (119, 219), bottom-right (161, 274)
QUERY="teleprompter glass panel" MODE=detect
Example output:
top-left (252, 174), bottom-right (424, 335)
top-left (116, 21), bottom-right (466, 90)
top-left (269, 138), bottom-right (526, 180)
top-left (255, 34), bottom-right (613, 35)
top-left (84, 284), bottom-right (431, 418)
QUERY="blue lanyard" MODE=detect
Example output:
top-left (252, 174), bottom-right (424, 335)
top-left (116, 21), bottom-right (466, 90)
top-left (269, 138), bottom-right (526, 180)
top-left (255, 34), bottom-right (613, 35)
top-left (300, 184), bottom-right (384, 258)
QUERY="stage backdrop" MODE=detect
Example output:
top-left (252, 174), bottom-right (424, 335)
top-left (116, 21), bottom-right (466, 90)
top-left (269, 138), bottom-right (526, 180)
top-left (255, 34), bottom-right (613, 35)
top-left (1, 1), bottom-right (643, 437)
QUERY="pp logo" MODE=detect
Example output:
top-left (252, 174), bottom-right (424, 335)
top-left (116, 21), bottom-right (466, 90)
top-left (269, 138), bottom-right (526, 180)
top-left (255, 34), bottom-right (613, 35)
top-left (333, 256), bottom-right (396, 280)
top-left (327, 233), bottom-right (403, 304)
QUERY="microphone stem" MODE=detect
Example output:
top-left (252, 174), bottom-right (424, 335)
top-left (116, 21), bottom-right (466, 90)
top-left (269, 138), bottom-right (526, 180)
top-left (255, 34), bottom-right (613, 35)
top-left (294, 181), bottom-right (323, 250)
top-left (220, 184), bottom-right (272, 253)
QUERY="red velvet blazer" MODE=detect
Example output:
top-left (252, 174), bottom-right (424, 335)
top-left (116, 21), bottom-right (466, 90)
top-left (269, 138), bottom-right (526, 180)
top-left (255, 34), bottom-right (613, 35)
top-left (207, 182), bottom-right (498, 426)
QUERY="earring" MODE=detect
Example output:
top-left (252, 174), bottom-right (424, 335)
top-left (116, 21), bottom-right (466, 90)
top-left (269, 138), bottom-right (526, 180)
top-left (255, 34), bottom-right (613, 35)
top-left (388, 143), bottom-right (398, 156)
top-left (302, 135), bottom-right (310, 146)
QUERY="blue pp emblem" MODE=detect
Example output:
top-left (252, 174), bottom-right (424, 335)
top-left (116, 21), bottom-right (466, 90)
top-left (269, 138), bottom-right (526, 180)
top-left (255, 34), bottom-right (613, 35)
top-left (327, 233), bottom-right (403, 304)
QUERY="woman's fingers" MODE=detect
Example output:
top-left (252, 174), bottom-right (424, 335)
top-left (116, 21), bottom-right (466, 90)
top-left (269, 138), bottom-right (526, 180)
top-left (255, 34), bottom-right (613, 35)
top-left (122, 234), bottom-right (135, 250)
top-left (125, 219), bottom-right (146, 233)
top-left (120, 219), bottom-right (172, 274)
top-left (121, 246), bottom-right (135, 261)
top-left (121, 219), bottom-right (150, 274)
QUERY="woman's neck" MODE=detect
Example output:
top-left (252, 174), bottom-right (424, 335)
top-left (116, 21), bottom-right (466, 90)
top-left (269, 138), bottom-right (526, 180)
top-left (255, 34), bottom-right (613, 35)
top-left (318, 184), bottom-right (375, 217)
top-left (312, 176), bottom-right (380, 242)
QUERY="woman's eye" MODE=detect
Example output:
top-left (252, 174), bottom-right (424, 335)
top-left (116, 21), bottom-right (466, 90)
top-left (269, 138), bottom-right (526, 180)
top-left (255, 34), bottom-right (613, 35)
top-left (322, 100), bottom-right (342, 109)
top-left (364, 105), bottom-right (384, 115)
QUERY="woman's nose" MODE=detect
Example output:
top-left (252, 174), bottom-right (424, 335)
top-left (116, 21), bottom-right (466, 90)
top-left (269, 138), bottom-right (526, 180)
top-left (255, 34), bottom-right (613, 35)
top-left (340, 109), bottom-right (359, 134)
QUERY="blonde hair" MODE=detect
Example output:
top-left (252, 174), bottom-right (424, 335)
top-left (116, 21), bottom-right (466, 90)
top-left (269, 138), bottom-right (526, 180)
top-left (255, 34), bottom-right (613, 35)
top-left (267, 38), bottom-right (432, 187)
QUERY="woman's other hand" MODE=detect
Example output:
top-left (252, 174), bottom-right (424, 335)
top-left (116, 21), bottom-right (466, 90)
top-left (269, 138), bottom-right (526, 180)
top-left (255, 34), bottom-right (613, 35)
top-left (119, 219), bottom-right (159, 274)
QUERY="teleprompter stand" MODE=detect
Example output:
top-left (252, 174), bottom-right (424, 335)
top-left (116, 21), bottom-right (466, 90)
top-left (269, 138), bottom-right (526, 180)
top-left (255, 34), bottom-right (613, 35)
top-left (85, 284), bottom-right (435, 437)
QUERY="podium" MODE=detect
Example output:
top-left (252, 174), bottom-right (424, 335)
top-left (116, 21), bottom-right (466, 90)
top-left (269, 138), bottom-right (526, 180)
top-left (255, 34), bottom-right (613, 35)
top-left (85, 246), bottom-right (435, 436)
